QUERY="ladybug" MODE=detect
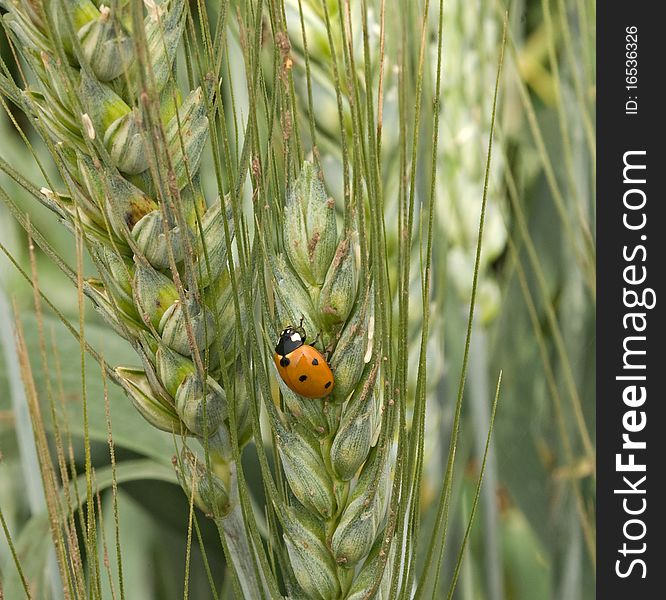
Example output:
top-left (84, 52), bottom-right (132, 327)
top-left (274, 322), bottom-right (334, 399)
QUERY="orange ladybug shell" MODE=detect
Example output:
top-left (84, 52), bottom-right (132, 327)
top-left (274, 328), bottom-right (334, 399)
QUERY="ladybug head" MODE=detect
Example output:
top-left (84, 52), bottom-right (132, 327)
top-left (275, 325), bottom-right (306, 356)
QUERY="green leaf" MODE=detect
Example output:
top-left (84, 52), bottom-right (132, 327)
top-left (1, 311), bottom-right (175, 462)
top-left (1, 459), bottom-right (177, 600)
top-left (99, 489), bottom-right (159, 600)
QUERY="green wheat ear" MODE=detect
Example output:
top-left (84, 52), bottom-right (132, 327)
top-left (0, 1), bottom-right (261, 594)
top-left (2, 0), bottom-right (246, 442)
top-left (264, 161), bottom-right (393, 598)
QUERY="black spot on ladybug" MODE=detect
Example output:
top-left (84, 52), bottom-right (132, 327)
top-left (298, 374), bottom-right (308, 382)
top-left (325, 381), bottom-right (332, 389)
top-left (280, 356), bottom-right (290, 367)
top-left (312, 358), bottom-right (319, 366)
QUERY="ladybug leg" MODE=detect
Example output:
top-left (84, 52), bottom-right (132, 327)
top-left (311, 330), bottom-right (322, 349)
top-left (294, 314), bottom-right (307, 342)
top-left (312, 331), bottom-right (333, 359)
